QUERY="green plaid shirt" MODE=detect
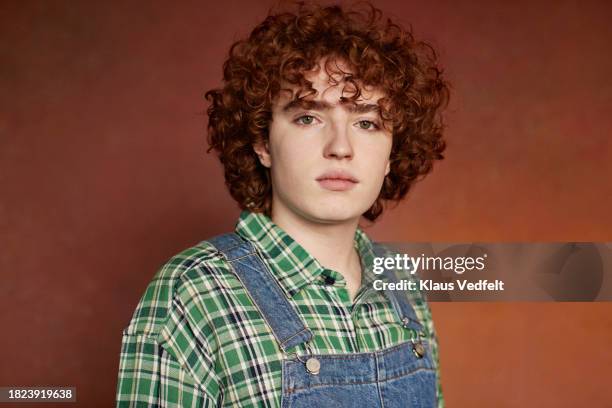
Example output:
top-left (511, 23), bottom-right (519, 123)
top-left (117, 211), bottom-right (444, 407)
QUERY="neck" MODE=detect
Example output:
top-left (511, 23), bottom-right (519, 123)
top-left (270, 206), bottom-right (362, 278)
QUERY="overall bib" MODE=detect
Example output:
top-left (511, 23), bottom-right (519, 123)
top-left (209, 233), bottom-right (437, 408)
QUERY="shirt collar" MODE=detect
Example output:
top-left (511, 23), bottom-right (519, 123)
top-left (235, 211), bottom-right (379, 298)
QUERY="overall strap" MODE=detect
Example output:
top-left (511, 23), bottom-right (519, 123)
top-left (207, 233), bottom-right (313, 351)
top-left (372, 243), bottom-right (424, 332)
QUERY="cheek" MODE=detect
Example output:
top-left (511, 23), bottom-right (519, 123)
top-left (357, 140), bottom-right (391, 198)
top-left (362, 139), bottom-right (392, 171)
top-left (269, 137), bottom-right (319, 185)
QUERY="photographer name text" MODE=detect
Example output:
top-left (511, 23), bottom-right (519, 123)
top-left (374, 279), bottom-right (505, 292)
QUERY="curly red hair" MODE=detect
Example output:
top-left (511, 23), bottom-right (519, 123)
top-left (205, 2), bottom-right (449, 221)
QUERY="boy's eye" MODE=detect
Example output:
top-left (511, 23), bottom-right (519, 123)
top-left (296, 115), bottom-right (316, 125)
top-left (357, 120), bottom-right (378, 130)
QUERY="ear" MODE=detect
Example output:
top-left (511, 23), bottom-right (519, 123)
top-left (253, 139), bottom-right (272, 168)
top-left (384, 160), bottom-right (391, 176)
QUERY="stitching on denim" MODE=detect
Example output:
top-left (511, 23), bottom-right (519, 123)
top-left (222, 240), bottom-right (312, 352)
top-left (230, 251), bottom-right (258, 261)
top-left (283, 339), bottom-right (430, 360)
top-left (223, 255), bottom-right (285, 350)
top-left (375, 351), bottom-right (385, 408)
top-left (280, 328), bottom-right (312, 349)
top-left (249, 247), bottom-right (313, 349)
top-left (283, 367), bottom-right (436, 393)
top-left (235, 258), bottom-right (303, 349)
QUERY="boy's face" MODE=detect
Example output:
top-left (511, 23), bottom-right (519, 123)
top-left (254, 59), bottom-right (393, 225)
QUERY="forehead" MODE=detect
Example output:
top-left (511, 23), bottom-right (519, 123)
top-left (277, 58), bottom-right (386, 104)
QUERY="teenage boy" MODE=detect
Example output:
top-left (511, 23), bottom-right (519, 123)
top-left (117, 3), bottom-right (449, 407)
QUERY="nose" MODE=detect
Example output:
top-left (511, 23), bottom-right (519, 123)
top-left (323, 122), bottom-right (353, 160)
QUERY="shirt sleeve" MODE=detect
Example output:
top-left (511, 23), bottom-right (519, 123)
top-left (117, 273), bottom-right (222, 407)
top-left (117, 246), bottom-right (223, 407)
top-left (116, 332), bottom-right (218, 407)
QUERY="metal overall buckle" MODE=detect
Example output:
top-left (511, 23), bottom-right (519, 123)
top-left (285, 341), bottom-right (320, 375)
top-left (402, 316), bottom-right (427, 359)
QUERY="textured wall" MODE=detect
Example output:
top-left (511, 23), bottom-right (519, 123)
top-left (1, 1), bottom-right (611, 406)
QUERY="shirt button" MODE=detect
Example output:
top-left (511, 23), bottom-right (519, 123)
top-left (324, 275), bottom-right (336, 286)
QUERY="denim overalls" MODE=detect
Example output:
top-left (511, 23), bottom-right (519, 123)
top-left (209, 233), bottom-right (437, 408)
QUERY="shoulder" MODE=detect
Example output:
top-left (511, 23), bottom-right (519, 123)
top-left (123, 235), bottom-right (235, 337)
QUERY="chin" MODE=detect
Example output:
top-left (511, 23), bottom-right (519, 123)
top-left (303, 200), bottom-right (369, 224)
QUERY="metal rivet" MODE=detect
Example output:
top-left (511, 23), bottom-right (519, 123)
top-left (305, 357), bottom-right (321, 375)
top-left (413, 342), bottom-right (426, 359)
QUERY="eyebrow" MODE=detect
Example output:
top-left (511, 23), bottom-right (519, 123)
top-left (281, 99), bottom-right (380, 114)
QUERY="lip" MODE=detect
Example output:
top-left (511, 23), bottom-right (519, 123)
top-left (316, 170), bottom-right (359, 191)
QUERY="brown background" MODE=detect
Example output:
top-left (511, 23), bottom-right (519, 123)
top-left (1, 0), bottom-right (611, 407)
